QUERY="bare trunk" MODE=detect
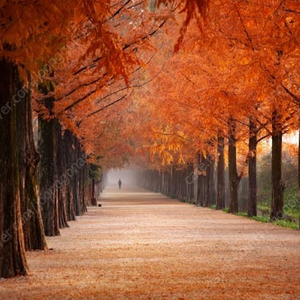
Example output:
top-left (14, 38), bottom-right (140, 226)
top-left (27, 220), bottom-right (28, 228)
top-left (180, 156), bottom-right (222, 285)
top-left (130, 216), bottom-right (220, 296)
top-left (91, 179), bottom-right (97, 206)
top-left (216, 134), bottom-right (225, 210)
top-left (0, 58), bottom-right (28, 277)
top-left (248, 117), bottom-right (257, 217)
top-left (72, 138), bottom-right (81, 216)
top-left (187, 163), bottom-right (194, 202)
top-left (18, 76), bottom-right (47, 250)
top-left (64, 130), bottom-right (76, 221)
top-left (270, 110), bottom-right (284, 220)
top-left (56, 123), bottom-right (69, 228)
top-left (196, 153), bottom-right (204, 206)
top-left (38, 97), bottom-right (60, 236)
top-left (207, 154), bottom-right (215, 207)
top-left (228, 117), bottom-right (239, 213)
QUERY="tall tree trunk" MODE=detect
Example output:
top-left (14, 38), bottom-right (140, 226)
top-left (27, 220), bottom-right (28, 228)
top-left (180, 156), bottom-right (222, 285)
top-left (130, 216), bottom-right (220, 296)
top-left (90, 178), bottom-right (97, 206)
top-left (64, 130), bottom-right (76, 221)
top-left (18, 75), bottom-right (47, 250)
top-left (228, 117), bottom-right (240, 213)
top-left (72, 137), bottom-right (81, 216)
top-left (270, 110), bottom-right (285, 220)
top-left (0, 58), bottom-right (28, 277)
top-left (204, 162), bottom-right (210, 207)
top-left (196, 153), bottom-right (205, 206)
top-left (207, 154), bottom-right (215, 207)
top-left (199, 174), bottom-right (205, 206)
top-left (248, 117), bottom-right (257, 217)
top-left (81, 163), bottom-right (88, 212)
top-left (187, 163), bottom-right (194, 202)
top-left (56, 123), bottom-right (69, 228)
top-left (216, 134), bottom-right (225, 210)
top-left (38, 98), bottom-right (60, 236)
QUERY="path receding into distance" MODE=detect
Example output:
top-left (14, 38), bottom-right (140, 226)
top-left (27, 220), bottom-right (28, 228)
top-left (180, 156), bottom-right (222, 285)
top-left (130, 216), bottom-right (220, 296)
top-left (1, 185), bottom-right (300, 300)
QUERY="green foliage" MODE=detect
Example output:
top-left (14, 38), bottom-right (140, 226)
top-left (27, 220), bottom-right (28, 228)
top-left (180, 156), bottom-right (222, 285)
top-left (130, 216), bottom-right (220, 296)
top-left (283, 183), bottom-right (299, 219)
top-left (273, 219), bottom-right (299, 230)
top-left (257, 152), bottom-right (271, 207)
top-left (210, 204), bottom-right (216, 210)
top-left (238, 214), bottom-right (299, 230)
top-left (257, 149), bottom-right (299, 225)
top-left (252, 216), bottom-right (269, 223)
top-left (234, 212), bottom-right (247, 217)
top-left (88, 163), bottom-right (102, 180)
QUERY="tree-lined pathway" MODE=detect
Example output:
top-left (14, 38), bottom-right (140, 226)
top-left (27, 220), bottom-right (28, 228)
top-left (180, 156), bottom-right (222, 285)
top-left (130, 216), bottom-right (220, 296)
top-left (1, 186), bottom-right (300, 299)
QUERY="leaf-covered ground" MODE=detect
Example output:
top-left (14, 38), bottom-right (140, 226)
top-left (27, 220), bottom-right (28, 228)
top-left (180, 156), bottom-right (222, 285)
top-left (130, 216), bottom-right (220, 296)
top-left (1, 186), bottom-right (300, 299)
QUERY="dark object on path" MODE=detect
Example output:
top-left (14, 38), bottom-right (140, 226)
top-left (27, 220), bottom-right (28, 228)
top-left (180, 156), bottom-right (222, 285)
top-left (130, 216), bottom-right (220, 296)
top-left (118, 179), bottom-right (122, 189)
top-left (98, 204), bottom-right (102, 207)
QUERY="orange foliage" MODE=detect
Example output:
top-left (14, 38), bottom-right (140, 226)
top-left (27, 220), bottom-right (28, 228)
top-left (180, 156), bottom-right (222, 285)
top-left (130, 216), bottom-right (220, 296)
top-left (2, 0), bottom-right (300, 170)
top-left (118, 0), bottom-right (300, 170)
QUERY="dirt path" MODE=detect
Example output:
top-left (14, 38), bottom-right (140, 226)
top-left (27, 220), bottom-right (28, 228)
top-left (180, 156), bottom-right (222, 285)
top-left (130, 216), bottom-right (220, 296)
top-left (1, 186), bottom-right (300, 300)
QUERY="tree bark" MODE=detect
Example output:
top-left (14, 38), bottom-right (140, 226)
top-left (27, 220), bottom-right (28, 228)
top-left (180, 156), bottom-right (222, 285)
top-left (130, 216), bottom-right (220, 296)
top-left (0, 58), bottom-right (28, 277)
top-left (38, 97), bottom-right (60, 236)
top-left (186, 163), bottom-right (194, 202)
top-left (216, 134), bottom-right (225, 210)
top-left (64, 130), bottom-right (76, 221)
top-left (207, 154), bottom-right (215, 207)
top-left (270, 110), bottom-right (285, 220)
top-left (196, 153), bottom-right (204, 206)
top-left (80, 163), bottom-right (88, 212)
top-left (228, 117), bottom-right (240, 213)
top-left (248, 117), bottom-right (257, 217)
top-left (72, 138), bottom-right (81, 216)
top-left (18, 75), bottom-right (47, 250)
top-left (56, 123), bottom-right (69, 228)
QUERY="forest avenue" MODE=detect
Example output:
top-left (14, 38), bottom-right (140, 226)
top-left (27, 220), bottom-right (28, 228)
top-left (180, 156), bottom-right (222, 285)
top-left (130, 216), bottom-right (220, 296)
top-left (0, 186), bottom-right (300, 300)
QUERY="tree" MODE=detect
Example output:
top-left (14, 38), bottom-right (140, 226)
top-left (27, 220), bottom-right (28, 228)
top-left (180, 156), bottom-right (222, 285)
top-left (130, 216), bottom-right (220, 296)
top-left (247, 117), bottom-right (257, 217)
top-left (228, 117), bottom-right (241, 213)
top-left (216, 133), bottom-right (225, 210)
top-left (0, 59), bottom-right (29, 277)
top-left (18, 77), bottom-right (47, 251)
top-left (270, 109), bottom-right (285, 220)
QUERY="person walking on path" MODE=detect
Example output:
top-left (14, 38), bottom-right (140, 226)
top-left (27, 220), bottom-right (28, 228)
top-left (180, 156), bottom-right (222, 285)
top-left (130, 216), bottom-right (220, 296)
top-left (118, 179), bottom-right (122, 189)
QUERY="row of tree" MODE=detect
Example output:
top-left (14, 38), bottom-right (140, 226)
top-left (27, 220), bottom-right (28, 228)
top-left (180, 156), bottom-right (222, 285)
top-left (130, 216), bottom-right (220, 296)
top-left (0, 58), bottom-right (107, 276)
top-left (0, 0), bottom-right (191, 278)
top-left (128, 0), bottom-right (300, 225)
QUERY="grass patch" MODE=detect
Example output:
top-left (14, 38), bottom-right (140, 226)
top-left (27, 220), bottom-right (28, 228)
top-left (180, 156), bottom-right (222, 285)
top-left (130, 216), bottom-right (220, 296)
top-left (228, 210), bottom-right (299, 229)
top-left (252, 215), bottom-right (299, 229)
top-left (234, 212), bottom-right (247, 217)
top-left (210, 204), bottom-right (216, 210)
top-left (273, 219), bottom-right (299, 230)
top-left (251, 216), bottom-right (270, 223)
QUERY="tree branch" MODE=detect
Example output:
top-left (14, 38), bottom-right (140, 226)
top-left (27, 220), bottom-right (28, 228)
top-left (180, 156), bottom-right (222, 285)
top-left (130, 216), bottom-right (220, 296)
top-left (87, 94), bottom-right (127, 117)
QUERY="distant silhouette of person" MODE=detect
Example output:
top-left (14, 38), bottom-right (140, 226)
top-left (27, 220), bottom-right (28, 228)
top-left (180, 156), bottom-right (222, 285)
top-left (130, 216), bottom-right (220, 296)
top-left (118, 179), bottom-right (122, 189)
